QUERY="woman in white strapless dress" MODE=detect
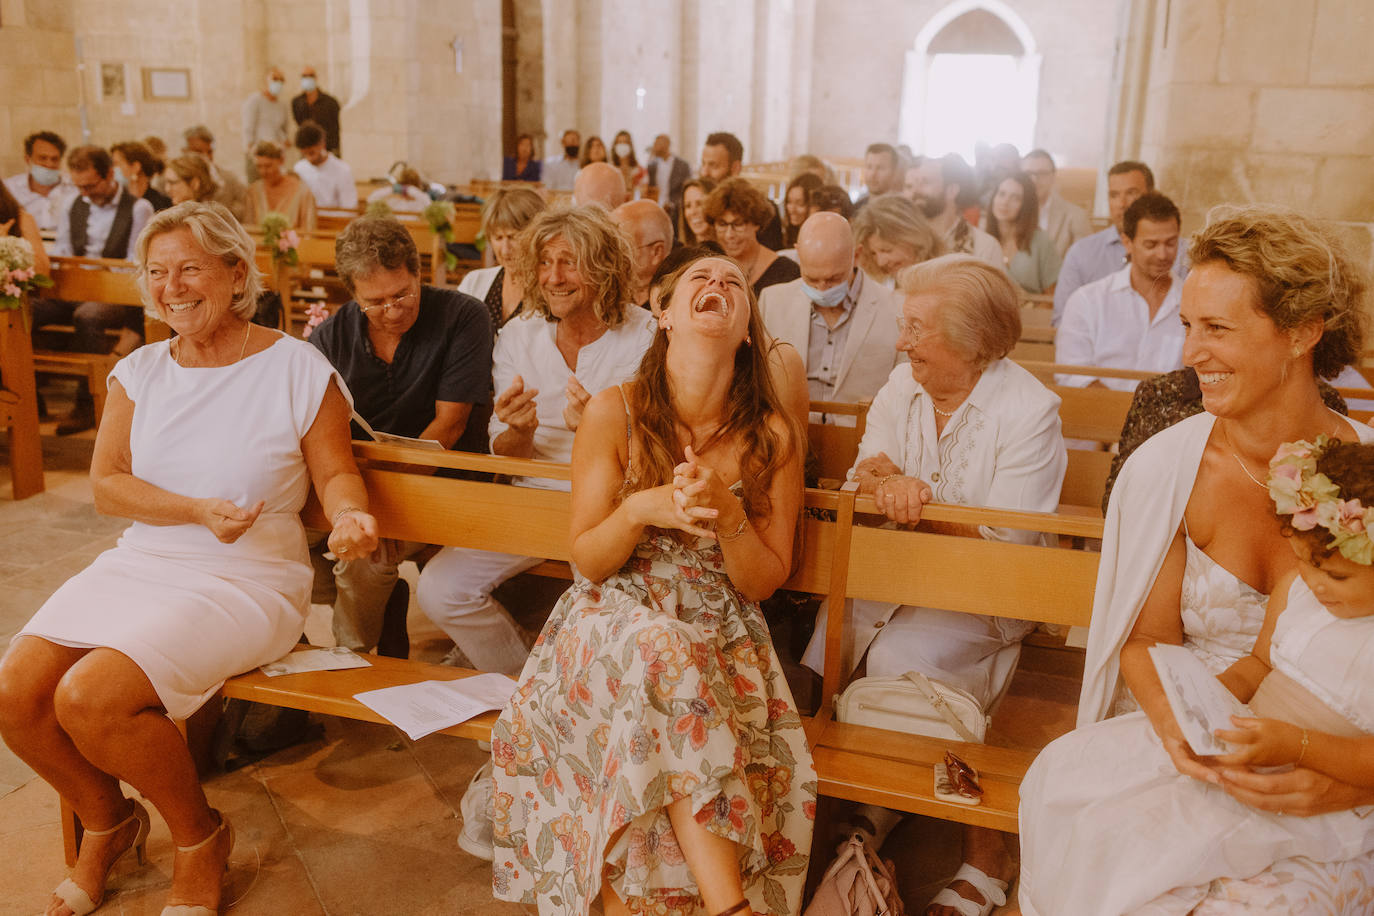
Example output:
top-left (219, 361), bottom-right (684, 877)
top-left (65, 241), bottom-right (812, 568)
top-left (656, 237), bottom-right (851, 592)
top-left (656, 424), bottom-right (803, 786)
top-left (1018, 205), bottom-right (1374, 915)
top-left (0, 202), bottom-right (378, 916)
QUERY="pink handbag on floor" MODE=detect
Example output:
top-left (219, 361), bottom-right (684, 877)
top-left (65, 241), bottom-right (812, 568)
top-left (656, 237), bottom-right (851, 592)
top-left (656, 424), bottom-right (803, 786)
top-left (803, 833), bottom-right (906, 916)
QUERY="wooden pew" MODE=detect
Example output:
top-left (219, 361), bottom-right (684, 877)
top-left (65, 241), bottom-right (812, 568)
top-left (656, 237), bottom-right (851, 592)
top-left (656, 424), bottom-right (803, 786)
top-left (37, 257), bottom-right (143, 423)
top-left (808, 399), bottom-right (870, 483)
top-left (1, 300), bottom-right (44, 497)
top-left (805, 484), bottom-right (1101, 832)
top-left (57, 444), bottom-right (1102, 859)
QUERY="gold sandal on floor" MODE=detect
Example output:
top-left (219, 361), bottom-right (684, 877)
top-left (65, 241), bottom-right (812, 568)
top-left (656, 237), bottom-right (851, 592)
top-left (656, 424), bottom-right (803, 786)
top-left (51, 798), bottom-right (152, 916)
top-left (160, 812), bottom-right (234, 916)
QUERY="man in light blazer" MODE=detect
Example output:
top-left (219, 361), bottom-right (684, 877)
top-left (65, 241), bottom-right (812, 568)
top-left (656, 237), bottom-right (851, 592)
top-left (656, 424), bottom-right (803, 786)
top-left (757, 212), bottom-right (903, 425)
top-left (1024, 149), bottom-right (1091, 260)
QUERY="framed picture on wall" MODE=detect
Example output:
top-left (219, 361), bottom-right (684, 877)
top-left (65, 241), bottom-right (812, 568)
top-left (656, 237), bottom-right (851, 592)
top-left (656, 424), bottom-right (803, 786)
top-left (101, 63), bottom-right (127, 101)
top-left (142, 68), bottom-right (191, 101)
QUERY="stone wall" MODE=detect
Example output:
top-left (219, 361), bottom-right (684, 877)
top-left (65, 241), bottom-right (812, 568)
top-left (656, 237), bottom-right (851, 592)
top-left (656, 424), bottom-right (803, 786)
top-left (1132, 0), bottom-right (1374, 276)
top-left (0, 0), bottom-right (82, 178)
top-left (0, 0), bottom-right (502, 188)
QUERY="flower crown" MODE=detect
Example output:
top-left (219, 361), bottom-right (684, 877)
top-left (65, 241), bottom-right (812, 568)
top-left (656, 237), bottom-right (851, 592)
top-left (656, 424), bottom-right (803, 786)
top-left (1268, 435), bottom-right (1373, 566)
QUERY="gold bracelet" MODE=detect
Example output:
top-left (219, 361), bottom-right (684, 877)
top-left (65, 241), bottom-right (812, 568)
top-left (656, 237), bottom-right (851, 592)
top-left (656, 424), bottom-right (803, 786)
top-left (876, 473), bottom-right (902, 490)
top-left (332, 505), bottom-right (366, 526)
top-left (1296, 728), bottom-right (1309, 766)
top-left (718, 513), bottom-right (749, 541)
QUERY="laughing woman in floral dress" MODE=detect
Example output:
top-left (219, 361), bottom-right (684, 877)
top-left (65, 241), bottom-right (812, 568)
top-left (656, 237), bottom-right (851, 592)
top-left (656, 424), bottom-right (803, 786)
top-left (490, 253), bottom-right (816, 916)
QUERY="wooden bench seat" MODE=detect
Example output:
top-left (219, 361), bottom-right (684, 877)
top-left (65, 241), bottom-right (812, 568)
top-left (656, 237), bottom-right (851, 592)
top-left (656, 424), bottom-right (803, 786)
top-left (221, 649), bottom-right (498, 744)
top-left (60, 445), bottom-right (1103, 861)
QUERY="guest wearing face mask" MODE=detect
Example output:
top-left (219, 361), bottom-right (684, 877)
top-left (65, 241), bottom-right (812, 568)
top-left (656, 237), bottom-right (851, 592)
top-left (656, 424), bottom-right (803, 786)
top-left (291, 66), bottom-right (342, 155)
top-left (757, 212), bottom-right (903, 424)
top-left (542, 129), bottom-right (581, 192)
top-left (609, 130), bottom-right (646, 196)
top-left (4, 131), bottom-right (76, 232)
top-left (111, 141), bottom-right (172, 212)
top-left (242, 66), bottom-right (290, 181)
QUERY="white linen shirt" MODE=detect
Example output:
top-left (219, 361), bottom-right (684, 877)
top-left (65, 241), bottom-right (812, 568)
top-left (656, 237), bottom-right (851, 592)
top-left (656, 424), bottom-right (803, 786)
top-left (489, 308), bottom-right (656, 489)
top-left (4, 173), bottom-right (76, 232)
top-left (293, 154), bottom-right (358, 209)
top-left (1055, 264), bottom-right (1184, 391)
top-left (850, 358), bottom-right (1067, 545)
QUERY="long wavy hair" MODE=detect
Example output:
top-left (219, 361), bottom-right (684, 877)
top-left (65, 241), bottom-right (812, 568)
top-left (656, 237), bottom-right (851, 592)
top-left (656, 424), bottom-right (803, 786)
top-left (626, 255), bottom-right (802, 525)
top-left (513, 205), bottom-right (635, 328)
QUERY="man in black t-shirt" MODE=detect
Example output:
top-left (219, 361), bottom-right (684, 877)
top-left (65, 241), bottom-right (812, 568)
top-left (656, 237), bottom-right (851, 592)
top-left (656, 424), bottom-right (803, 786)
top-left (307, 216), bottom-right (493, 655)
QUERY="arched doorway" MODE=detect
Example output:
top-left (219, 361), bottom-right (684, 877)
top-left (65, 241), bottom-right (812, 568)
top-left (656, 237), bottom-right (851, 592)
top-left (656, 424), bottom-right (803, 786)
top-left (898, 0), bottom-right (1041, 161)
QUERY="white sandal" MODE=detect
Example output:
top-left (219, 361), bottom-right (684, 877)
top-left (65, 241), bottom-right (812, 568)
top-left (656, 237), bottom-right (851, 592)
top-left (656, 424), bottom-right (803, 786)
top-left (926, 862), bottom-right (1008, 916)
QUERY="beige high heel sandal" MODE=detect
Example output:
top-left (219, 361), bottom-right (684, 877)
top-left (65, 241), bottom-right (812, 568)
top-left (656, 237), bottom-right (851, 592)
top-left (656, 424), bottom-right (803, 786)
top-left (51, 798), bottom-right (152, 916)
top-left (160, 812), bottom-right (234, 916)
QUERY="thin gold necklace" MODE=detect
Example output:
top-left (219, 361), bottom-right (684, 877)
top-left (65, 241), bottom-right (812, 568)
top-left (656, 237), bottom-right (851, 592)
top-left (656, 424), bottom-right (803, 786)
top-left (1223, 423), bottom-right (1269, 491)
top-left (175, 321), bottom-right (251, 368)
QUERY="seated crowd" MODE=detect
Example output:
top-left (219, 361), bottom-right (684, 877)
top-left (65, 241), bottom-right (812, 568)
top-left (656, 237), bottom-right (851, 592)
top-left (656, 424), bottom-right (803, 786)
top-left (2, 79), bottom-right (1374, 916)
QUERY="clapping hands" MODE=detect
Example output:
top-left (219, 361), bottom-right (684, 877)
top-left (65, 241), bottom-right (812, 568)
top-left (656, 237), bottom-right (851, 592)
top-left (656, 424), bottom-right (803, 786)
top-left (626, 446), bottom-right (736, 539)
top-left (199, 498), bottom-right (265, 544)
top-left (495, 375), bottom-right (539, 436)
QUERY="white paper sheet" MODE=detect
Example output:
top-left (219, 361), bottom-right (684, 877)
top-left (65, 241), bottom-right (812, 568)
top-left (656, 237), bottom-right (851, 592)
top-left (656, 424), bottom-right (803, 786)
top-left (1149, 643), bottom-right (1251, 756)
top-left (351, 410), bottom-right (443, 450)
top-left (353, 673), bottom-right (517, 740)
top-left (259, 646), bottom-right (372, 677)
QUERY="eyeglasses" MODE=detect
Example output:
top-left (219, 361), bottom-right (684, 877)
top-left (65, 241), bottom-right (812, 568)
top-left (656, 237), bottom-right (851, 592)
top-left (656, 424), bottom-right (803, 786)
top-left (714, 219), bottom-right (755, 235)
top-left (896, 316), bottom-right (924, 341)
top-left (358, 290), bottom-right (417, 315)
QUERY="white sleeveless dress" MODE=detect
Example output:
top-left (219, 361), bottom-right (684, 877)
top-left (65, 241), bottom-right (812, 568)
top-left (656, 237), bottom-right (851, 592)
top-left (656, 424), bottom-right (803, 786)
top-left (1019, 545), bottom-right (1374, 916)
top-left (18, 337), bottom-right (346, 719)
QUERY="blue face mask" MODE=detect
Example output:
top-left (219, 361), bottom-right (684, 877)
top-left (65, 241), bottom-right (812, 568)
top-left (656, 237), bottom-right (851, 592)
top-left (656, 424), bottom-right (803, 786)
top-left (301, 77), bottom-right (317, 92)
top-left (113, 167), bottom-right (128, 188)
top-left (29, 163), bottom-right (61, 187)
top-left (269, 79), bottom-right (285, 96)
top-left (801, 278), bottom-right (849, 309)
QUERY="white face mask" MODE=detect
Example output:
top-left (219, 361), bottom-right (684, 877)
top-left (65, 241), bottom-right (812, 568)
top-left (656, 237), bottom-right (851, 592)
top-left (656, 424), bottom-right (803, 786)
top-left (614, 142), bottom-right (632, 159)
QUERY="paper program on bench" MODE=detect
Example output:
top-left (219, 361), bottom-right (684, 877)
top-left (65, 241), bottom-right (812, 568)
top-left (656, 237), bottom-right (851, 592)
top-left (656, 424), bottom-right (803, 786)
top-left (1149, 643), bottom-right (1251, 756)
top-left (260, 646), bottom-right (372, 677)
top-left (353, 673), bottom-right (518, 740)
top-left (351, 410), bottom-right (443, 450)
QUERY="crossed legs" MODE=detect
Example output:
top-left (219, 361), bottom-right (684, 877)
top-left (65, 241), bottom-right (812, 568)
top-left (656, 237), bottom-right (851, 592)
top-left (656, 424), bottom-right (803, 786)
top-left (0, 636), bottom-right (229, 914)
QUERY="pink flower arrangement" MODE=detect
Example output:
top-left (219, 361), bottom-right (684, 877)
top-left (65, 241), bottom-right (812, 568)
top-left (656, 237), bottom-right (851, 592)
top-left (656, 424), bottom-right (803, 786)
top-left (1268, 435), bottom-right (1373, 565)
top-left (301, 302), bottom-right (328, 338)
top-left (0, 236), bottom-right (53, 313)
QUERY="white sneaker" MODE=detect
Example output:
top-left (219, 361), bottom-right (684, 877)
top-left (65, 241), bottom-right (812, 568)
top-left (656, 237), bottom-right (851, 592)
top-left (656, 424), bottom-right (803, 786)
top-left (457, 760), bottom-right (495, 860)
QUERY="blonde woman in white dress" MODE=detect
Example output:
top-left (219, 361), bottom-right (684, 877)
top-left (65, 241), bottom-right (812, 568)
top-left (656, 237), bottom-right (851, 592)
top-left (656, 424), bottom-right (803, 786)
top-left (0, 201), bottom-right (377, 916)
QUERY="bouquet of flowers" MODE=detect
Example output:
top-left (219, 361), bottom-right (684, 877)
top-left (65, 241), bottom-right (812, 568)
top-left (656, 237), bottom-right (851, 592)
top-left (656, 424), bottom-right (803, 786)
top-left (0, 235), bottom-right (53, 328)
top-left (422, 200), bottom-right (460, 272)
top-left (261, 213), bottom-right (301, 268)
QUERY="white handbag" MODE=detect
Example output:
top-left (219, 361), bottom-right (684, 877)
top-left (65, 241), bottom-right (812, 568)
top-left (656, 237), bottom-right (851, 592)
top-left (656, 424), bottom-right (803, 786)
top-left (834, 670), bottom-right (987, 743)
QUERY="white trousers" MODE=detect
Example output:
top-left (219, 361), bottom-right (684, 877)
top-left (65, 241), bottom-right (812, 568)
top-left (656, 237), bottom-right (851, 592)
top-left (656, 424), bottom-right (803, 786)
top-left (415, 546), bottom-right (541, 675)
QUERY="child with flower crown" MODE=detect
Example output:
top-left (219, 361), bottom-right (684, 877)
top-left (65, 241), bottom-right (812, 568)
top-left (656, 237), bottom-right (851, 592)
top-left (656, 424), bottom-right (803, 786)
top-left (1016, 437), bottom-right (1374, 916)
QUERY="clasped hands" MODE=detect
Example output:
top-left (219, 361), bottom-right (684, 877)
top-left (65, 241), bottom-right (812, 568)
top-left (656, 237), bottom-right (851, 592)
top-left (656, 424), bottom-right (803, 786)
top-left (630, 446), bottom-right (743, 540)
top-left (855, 452), bottom-right (933, 526)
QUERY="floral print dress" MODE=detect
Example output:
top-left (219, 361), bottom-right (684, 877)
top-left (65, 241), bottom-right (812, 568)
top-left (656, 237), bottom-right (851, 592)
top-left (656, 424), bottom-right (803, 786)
top-left (489, 511), bottom-right (817, 915)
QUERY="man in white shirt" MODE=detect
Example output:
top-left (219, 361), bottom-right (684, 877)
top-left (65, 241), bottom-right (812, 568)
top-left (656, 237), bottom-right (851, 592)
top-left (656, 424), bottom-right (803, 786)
top-left (292, 122), bottom-right (357, 209)
top-left (37, 145), bottom-right (155, 433)
top-left (416, 207), bottom-right (655, 675)
top-left (1023, 149), bottom-right (1090, 260)
top-left (757, 212), bottom-right (902, 420)
top-left (4, 130), bottom-right (76, 232)
top-left (905, 154), bottom-right (1002, 269)
top-left (241, 66), bottom-right (290, 180)
top-left (542, 128), bottom-right (581, 192)
top-left (1057, 191), bottom-right (1184, 391)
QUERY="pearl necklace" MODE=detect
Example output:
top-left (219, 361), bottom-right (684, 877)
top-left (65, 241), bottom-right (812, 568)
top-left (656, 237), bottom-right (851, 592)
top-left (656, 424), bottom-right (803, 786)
top-left (932, 404), bottom-right (957, 418)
